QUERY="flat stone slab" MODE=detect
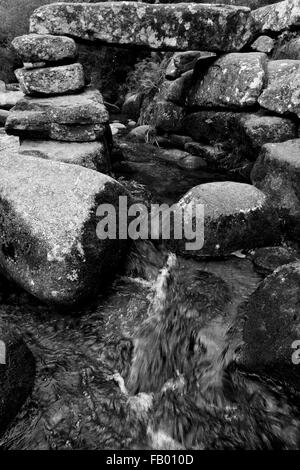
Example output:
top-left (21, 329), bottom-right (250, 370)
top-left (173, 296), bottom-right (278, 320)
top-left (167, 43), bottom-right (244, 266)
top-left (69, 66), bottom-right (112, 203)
top-left (171, 181), bottom-right (280, 257)
top-left (258, 60), bottom-right (300, 117)
top-left (5, 88), bottom-right (109, 139)
top-left (0, 149), bottom-right (128, 305)
top-left (253, 0), bottom-right (300, 34)
top-left (0, 90), bottom-right (24, 110)
top-left (188, 52), bottom-right (267, 108)
top-left (251, 139), bottom-right (300, 239)
top-left (19, 139), bottom-right (110, 173)
top-left (12, 34), bottom-right (78, 63)
top-left (29, 2), bottom-right (255, 52)
top-left (15, 63), bottom-right (85, 96)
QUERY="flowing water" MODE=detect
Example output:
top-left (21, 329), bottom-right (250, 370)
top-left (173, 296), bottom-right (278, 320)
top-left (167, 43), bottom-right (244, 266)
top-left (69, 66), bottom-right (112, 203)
top-left (0, 137), bottom-right (300, 450)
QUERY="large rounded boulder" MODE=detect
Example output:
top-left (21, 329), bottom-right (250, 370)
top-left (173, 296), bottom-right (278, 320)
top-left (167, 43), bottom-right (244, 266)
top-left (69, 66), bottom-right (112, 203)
top-left (238, 262), bottom-right (300, 390)
top-left (172, 181), bottom-right (280, 258)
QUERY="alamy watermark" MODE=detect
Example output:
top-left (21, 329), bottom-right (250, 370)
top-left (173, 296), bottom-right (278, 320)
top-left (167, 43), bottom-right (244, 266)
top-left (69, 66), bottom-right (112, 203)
top-left (291, 340), bottom-right (300, 365)
top-left (96, 196), bottom-right (204, 251)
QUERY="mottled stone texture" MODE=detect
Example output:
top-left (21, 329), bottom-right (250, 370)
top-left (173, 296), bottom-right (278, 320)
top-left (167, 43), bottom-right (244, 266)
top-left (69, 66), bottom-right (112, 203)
top-left (239, 262), bottom-right (300, 390)
top-left (152, 100), bottom-right (185, 133)
top-left (29, 2), bottom-right (255, 52)
top-left (19, 140), bottom-right (111, 174)
top-left (188, 53), bottom-right (267, 108)
top-left (12, 34), bottom-right (77, 63)
top-left (0, 151), bottom-right (128, 305)
top-left (5, 88), bottom-right (109, 141)
top-left (171, 181), bottom-right (280, 258)
top-left (15, 64), bottom-right (85, 96)
top-left (253, 0), bottom-right (300, 34)
top-left (258, 60), bottom-right (300, 117)
top-left (273, 34), bottom-right (300, 60)
top-left (251, 139), bottom-right (300, 240)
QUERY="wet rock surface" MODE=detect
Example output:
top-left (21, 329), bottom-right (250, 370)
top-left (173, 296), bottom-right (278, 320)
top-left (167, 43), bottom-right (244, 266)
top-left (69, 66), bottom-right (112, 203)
top-left (12, 34), bottom-right (78, 64)
top-left (0, 319), bottom-right (35, 438)
top-left (15, 64), bottom-right (85, 97)
top-left (239, 262), bottom-right (300, 390)
top-left (29, 2), bottom-right (255, 52)
top-left (251, 246), bottom-right (300, 275)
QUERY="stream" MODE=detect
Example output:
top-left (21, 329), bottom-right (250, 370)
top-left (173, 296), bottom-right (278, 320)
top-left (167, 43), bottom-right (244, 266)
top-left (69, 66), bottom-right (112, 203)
top-left (0, 128), bottom-right (299, 450)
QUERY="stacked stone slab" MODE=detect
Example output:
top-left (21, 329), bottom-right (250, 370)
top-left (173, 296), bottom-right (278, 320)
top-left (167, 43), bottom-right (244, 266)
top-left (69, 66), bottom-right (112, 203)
top-left (0, 30), bottom-right (131, 306)
top-left (5, 34), bottom-right (111, 174)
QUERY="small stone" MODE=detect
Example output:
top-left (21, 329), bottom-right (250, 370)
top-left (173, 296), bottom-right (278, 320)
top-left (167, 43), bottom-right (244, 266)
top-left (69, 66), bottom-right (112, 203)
top-left (157, 149), bottom-right (192, 164)
top-left (176, 154), bottom-right (207, 170)
top-left (184, 141), bottom-right (226, 163)
top-left (251, 35), bottom-right (274, 53)
top-left (0, 319), bottom-right (35, 437)
top-left (251, 246), bottom-right (300, 275)
top-left (15, 63), bottom-right (85, 96)
top-left (23, 62), bottom-right (47, 69)
top-left (238, 262), bottom-right (300, 390)
top-left (168, 134), bottom-right (193, 149)
top-left (12, 34), bottom-right (78, 63)
top-left (19, 140), bottom-right (110, 173)
top-left (0, 149), bottom-right (129, 305)
top-left (0, 81), bottom-right (6, 92)
top-left (127, 125), bottom-right (151, 143)
top-left (171, 181), bottom-right (280, 257)
top-left (189, 53), bottom-right (267, 108)
top-left (258, 60), bottom-right (300, 117)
